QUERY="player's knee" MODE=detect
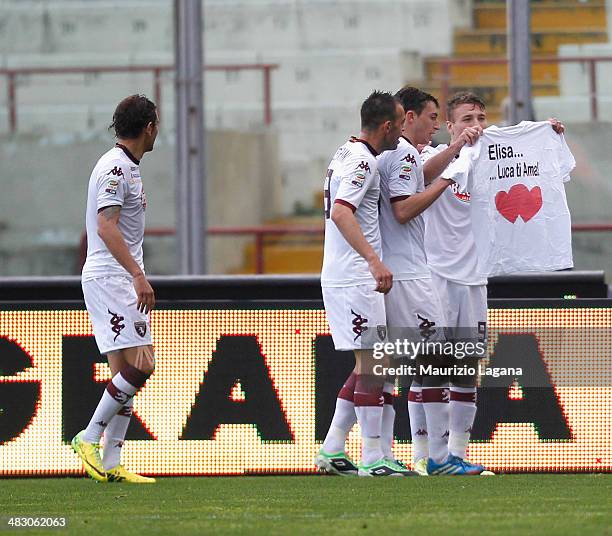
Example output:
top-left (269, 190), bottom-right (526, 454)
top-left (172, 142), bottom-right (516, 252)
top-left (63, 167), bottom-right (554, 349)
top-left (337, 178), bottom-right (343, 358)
top-left (138, 349), bottom-right (155, 376)
top-left (138, 359), bottom-right (154, 376)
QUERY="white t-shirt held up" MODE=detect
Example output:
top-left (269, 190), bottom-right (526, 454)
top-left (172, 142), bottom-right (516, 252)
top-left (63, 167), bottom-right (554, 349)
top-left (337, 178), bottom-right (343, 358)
top-left (444, 121), bottom-right (576, 278)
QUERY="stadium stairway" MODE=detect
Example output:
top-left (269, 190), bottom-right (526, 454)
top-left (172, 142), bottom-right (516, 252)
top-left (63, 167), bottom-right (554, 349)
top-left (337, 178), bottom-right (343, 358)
top-left (235, 207), bottom-right (324, 274)
top-left (411, 0), bottom-right (608, 122)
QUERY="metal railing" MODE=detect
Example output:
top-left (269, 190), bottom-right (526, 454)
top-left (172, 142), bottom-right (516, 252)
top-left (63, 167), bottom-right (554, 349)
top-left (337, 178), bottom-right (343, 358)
top-left (429, 55), bottom-right (612, 121)
top-left (0, 63), bottom-right (278, 134)
top-left (78, 225), bottom-right (324, 275)
top-left (78, 223), bottom-right (612, 275)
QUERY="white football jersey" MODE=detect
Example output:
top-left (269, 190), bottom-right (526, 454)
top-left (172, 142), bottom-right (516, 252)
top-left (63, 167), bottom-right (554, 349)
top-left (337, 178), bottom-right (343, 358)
top-left (82, 144), bottom-right (147, 281)
top-left (378, 136), bottom-right (429, 280)
top-left (421, 144), bottom-right (485, 285)
top-left (444, 121), bottom-right (575, 277)
top-left (321, 137), bottom-right (381, 287)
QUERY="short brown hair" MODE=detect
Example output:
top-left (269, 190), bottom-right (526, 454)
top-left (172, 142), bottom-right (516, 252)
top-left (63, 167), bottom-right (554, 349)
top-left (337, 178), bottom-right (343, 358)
top-left (109, 94), bottom-right (157, 139)
top-left (395, 86), bottom-right (439, 116)
top-left (360, 90), bottom-right (401, 131)
top-left (446, 92), bottom-right (486, 122)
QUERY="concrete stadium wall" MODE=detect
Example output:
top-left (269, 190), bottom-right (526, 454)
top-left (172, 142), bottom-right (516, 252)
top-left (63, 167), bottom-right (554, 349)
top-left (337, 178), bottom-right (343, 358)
top-left (0, 0), bottom-right (472, 212)
top-left (0, 129), bottom-right (282, 275)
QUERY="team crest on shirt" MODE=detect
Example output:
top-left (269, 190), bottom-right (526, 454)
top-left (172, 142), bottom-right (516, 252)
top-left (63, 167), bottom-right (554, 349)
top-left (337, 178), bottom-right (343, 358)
top-left (450, 182), bottom-right (471, 203)
top-left (351, 170), bottom-right (366, 188)
top-left (134, 321), bottom-right (147, 338)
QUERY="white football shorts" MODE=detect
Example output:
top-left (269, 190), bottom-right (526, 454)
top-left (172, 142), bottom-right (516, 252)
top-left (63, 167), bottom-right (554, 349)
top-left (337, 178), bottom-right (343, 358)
top-left (82, 276), bottom-right (152, 354)
top-left (431, 272), bottom-right (487, 329)
top-left (384, 278), bottom-right (447, 342)
top-left (322, 284), bottom-right (387, 351)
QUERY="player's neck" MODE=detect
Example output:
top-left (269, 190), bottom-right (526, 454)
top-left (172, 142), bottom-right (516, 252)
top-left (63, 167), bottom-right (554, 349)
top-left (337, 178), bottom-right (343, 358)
top-left (401, 128), bottom-right (418, 147)
top-left (357, 131), bottom-right (383, 155)
top-left (116, 139), bottom-right (145, 163)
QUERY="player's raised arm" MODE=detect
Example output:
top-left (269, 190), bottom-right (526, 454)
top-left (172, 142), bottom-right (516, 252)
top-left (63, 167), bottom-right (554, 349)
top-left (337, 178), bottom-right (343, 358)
top-left (390, 177), bottom-right (454, 224)
top-left (423, 126), bottom-right (482, 183)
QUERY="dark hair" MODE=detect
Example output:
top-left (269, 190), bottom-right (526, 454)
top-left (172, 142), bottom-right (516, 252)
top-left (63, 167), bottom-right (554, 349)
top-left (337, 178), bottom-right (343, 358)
top-left (360, 91), bottom-right (400, 131)
top-left (394, 86), bottom-right (439, 115)
top-left (109, 94), bottom-right (157, 139)
top-left (446, 91), bottom-right (486, 122)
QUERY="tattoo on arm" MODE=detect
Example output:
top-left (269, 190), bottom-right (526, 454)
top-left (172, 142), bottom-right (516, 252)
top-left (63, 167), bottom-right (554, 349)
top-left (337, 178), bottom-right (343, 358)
top-left (98, 205), bottom-right (121, 221)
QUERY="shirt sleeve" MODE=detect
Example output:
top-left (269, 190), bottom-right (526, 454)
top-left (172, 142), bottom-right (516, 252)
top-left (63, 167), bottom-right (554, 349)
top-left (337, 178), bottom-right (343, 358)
top-left (442, 142), bottom-right (478, 192)
top-left (334, 154), bottom-right (377, 211)
top-left (386, 147), bottom-right (420, 202)
top-left (96, 161), bottom-right (128, 211)
top-left (419, 144), bottom-right (440, 164)
top-left (557, 133), bottom-right (576, 182)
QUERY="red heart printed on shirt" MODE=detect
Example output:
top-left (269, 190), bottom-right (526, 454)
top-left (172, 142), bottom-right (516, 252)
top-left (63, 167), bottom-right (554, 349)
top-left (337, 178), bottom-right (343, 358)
top-left (495, 184), bottom-right (542, 223)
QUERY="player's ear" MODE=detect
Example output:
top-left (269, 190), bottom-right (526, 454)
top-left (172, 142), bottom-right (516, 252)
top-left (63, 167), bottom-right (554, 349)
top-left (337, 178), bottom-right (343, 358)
top-left (446, 121), bottom-right (453, 135)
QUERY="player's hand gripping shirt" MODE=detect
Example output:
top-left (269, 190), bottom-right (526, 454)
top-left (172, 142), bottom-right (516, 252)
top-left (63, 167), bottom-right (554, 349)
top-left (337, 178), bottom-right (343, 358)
top-left (321, 137), bottom-right (381, 287)
top-left (421, 144), bottom-right (486, 286)
top-left (377, 136), bottom-right (429, 280)
top-left (82, 145), bottom-right (147, 281)
top-left (445, 121), bottom-right (576, 277)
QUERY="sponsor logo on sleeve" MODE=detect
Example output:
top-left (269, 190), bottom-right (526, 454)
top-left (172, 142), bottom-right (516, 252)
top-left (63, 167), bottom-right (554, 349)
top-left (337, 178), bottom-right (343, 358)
top-left (105, 178), bottom-right (119, 195)
top-left (357, 161), bottom-right (371, 173)
top-left (399, 163), bottom-right (412, 180)
top-left (351, 170), bottom-right (366, 188)
top-left (401, 154), bottom-right (417, 166)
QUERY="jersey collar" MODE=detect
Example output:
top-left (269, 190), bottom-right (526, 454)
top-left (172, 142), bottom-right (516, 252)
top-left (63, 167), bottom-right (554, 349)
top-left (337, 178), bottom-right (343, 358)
top-left (349, 136), bottom-right (378, 157)
top-left (115, 143), bottom-right (140, 165)
top-left (401, 135), bottom-right (415, 148)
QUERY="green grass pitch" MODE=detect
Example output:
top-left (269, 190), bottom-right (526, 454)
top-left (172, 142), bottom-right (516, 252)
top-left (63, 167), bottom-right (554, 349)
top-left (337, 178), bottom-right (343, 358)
top-left (0, 474), bottom-right (610, 535)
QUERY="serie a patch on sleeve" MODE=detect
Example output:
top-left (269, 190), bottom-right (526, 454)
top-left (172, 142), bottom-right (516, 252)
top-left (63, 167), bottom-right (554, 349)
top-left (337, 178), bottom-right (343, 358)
top-left (105, 178), bottom-right (119, 194)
